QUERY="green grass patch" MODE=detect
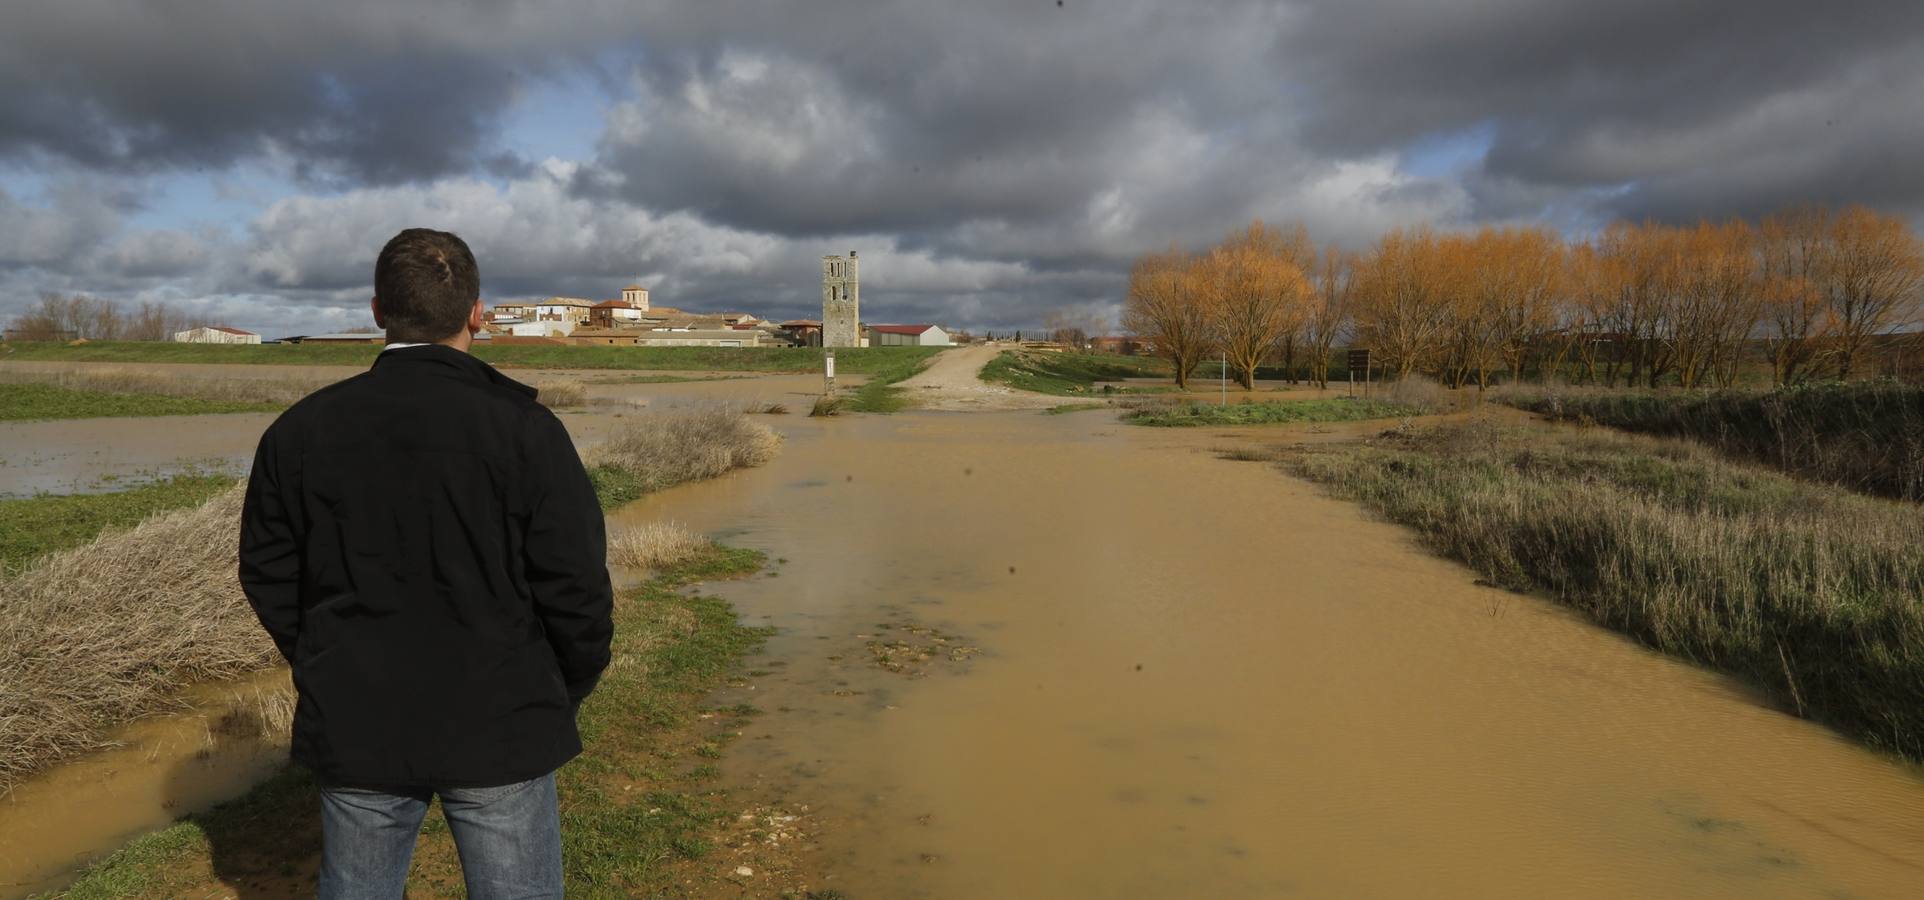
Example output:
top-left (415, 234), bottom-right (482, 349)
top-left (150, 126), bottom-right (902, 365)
top-left (2, 340), bottom-right (939, 375)
top-left (1286, 421), bottom-right (1924, 760)
top-left (1125, 398), bottom-right (1427, 427)
top-left (0, 473), bottom-right (236, 573)
top-left (979, 350), bottom-right (1170, 396)
top-left (0, 382), bottom-right (282, 421)
top-left (47, 547), bottom-right (772, 898)
top-left (841, 348), bottom-right (944, 413)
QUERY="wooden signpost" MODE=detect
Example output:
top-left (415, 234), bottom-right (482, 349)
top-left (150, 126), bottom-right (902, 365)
top-left (1347, 348), bottom-right (1372, 397)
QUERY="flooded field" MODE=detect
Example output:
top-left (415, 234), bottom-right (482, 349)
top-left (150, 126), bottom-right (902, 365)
top-left (0, 361), bottom-right (843, 496)
top-left (6, 361), bottom-right (1924, 898)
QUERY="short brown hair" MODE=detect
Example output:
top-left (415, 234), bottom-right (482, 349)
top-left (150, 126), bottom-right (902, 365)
top-left (374, 228), bottom-right (480, 343)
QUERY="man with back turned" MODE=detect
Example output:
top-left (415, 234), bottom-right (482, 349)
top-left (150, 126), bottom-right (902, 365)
top-left (239, 228), bottom-right (611, 899)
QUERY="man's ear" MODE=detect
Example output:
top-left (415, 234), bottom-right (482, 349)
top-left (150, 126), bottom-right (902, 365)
top-left (467, 298), bottom-right (485, 334)
top-left (370, 296), bottom-right (386, 328)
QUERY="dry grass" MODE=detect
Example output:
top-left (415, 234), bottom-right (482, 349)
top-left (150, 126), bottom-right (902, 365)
top-left (808, 396), bottom-right (844, 417)
top-left (607, 521), bottom-right (713, 570)
top-left (1501, 381), bottom-right (1924, 502)
top-left (0, 485), bottom-right (280, 790)
top-left (534, 378), bottom-right (588, 408)
top-left (0, 366), bottom-right (336, 406)
top-left (587, 405), bottom-right (783, 508)
top-left (1287, 419), bottom-right (1924, 758)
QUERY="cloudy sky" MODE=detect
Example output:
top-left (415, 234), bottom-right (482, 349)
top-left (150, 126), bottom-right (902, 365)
top-left (4, 0), bottom-right (1922, 337)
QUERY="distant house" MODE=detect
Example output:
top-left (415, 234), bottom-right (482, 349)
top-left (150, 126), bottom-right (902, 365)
top-left (174, 325), bottom-right (261, 345)
top-left (1089, 336), bottom-right (1149, 356)
top-left (780, 319), bottom-right (823, 347)
top-left (289, 333), bottom-right (383, 344)
top-left (533, 297), bottom-right (596, 326)
top-left (867, 324), bottom-right (952, 347)
top-left (590, 300), bottom-right (649, 329)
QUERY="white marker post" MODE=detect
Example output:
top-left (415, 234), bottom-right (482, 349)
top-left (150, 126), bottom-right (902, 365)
top-left (824, 350), bottom-right (837, 396)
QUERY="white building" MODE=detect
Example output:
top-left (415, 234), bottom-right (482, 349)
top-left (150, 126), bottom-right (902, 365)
top-left (533, 297), bottom-right (595, 326)
top-left (867, 324), bottom-right (952, 347)
top-left (174, 326), bottom-right (261, 344)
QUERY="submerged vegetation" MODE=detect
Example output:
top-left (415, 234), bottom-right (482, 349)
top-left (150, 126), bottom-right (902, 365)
top-left (587, 406), bottom-right (783, 509)
top-left (1125, 397), bottom-right (1426, 427)
top-left (1507, 380), bottom-right (1924, 502)
top-left (979, 350), bottom-right (1169, 396)
top-left (1285, 419), bottom-right (1924, 759)
top-left (49, 548), bottom-right (771, 898)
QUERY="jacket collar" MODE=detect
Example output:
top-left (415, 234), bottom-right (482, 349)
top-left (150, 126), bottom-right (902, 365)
top-left (371, 343), bottom-right (537, 398)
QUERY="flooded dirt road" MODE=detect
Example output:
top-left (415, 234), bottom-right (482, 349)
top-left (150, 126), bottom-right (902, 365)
top-left (615, 411), bottom-right (1924, 898)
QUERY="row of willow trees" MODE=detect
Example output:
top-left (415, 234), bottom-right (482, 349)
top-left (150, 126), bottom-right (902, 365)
top-left (1123, 205), bottom-right (1924, 390)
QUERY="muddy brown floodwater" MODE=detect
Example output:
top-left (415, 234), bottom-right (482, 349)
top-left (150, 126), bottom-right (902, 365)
top-left (614, 410), bottom-right (1924, 898)
top-left (9, 362), bottom-right (1924, 897)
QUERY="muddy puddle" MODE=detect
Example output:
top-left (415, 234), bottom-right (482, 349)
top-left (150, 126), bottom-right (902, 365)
top-left (612, 409), bottom-right (1924, 898)
top-left (0, 670), bottom-right (293, 898)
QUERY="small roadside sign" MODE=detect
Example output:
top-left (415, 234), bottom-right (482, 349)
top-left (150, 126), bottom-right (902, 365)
top-left (1346, 348), bottom-right (1372, 397)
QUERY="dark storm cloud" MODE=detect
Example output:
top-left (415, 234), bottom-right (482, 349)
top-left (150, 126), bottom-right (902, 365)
top-left (1282, 0), bottom-right (1924, 221)
top-left (0, 1), bottom-right (636, 185)
top-left (7, 0), bottom-right (1924, 335)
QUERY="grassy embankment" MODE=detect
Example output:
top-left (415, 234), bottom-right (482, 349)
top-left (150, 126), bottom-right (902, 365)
top-left (0, 382), bottom-right (283, 420)
top-left (1125, 397), bottom-right (1428, 427)
top-left (1506, 381), bottom-right (1924, 502)
top-left (979, 350), bottom-right (1170, 396)
top-left (1283, 419), bottom-right (1924, 759)
top-left (840, 346), bottom-right (943, 413)
top-left (49, 548), bottom-right (772, 898)
top-left (28, 406), bottom-right (785, 895)
top-left (0, 473), bottom-right (235, 573)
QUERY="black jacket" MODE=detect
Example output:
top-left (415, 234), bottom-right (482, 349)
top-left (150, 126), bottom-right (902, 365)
top-left (239, 344), bottom-right (612, 788)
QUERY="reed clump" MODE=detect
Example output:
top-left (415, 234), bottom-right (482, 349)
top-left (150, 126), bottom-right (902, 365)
top-left (607, 521), bottom-right (713, 570)
top-left (587, 405), bottom-right (782, 508)
top-left (534, 378), bottom-right (588, 408)
top-left (0, 484), bottom-right (281, 790)
top-left (1504, 381), bottom-right (1924, 501)
top-left (1286, 419), bottom-right (1924, 758)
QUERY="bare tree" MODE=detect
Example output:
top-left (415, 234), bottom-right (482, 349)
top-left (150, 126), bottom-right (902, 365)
top-left (1304, 245), bottom-right (1354, 388)
top-left (1123, 247), bottom-right (1216, 390)
top-left (1209, 221), bottom-right (1310, 390)
top-left (1822, 205), bottom-right (1924, 379)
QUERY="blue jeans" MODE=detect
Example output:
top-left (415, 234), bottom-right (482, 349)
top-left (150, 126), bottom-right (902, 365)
top-left (317, 772), bottom-right (563, 899)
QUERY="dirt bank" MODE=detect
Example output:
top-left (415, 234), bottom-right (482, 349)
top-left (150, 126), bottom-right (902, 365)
top-left (893, 344), bottom-right (1064, 410)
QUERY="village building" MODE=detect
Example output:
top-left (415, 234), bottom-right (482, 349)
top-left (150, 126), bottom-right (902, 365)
top-left (780, 319), bottom-right (823, 347)
top-left (533, 297), bottom-right (595, 326)
top-left (589, 300), bottom-right (649, 329)
top-left (173, 325), bottom-right (261, 344)
top-left (867, 324), bottom-right (953, 347)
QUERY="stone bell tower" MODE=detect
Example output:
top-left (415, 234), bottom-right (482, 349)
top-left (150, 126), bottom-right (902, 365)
top-left (822, 250), bottom-right (861, 348)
